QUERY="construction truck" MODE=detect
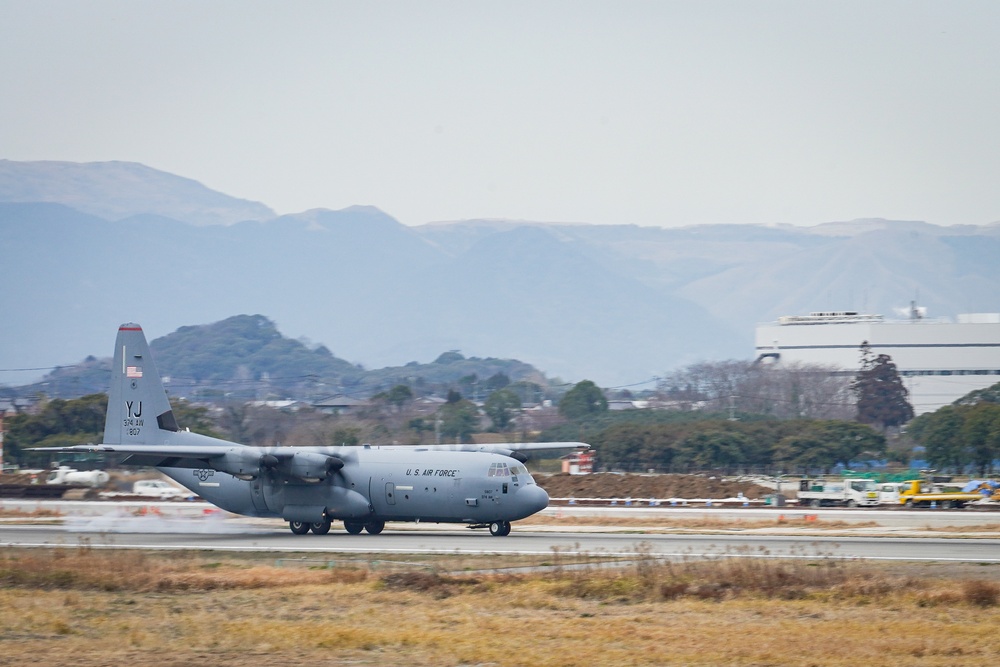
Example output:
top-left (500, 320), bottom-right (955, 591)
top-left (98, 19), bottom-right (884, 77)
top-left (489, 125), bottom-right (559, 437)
top-left (882, 478), bottom-right (982, 508)
top-left (796, 478), bottom-right (879, 507)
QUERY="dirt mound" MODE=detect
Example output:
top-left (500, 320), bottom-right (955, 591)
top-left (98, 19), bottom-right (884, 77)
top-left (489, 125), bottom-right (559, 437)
top-left (536, 473), bottom-right (770, 500)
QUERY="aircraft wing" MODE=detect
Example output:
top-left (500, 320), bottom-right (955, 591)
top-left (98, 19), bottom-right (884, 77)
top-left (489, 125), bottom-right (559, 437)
top-left (427, 441), bottom-right (588, 451)
top-left (34, 442), bottom-right (337, 478)
top-left (487, 441), bottom-right (589, 452)
top-left (424, 441), bottom-right (589, 461)
top-left (36, 443), bottom-right (236, 457)
top-left (34, 443), bottom-right (241, 470)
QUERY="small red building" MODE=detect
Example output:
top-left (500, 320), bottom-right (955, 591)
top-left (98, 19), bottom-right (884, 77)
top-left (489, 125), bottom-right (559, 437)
top-left (561, 449), bottom-right (594, 475)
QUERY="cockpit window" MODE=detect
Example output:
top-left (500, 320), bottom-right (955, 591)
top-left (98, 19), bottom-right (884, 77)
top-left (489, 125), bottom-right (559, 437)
top-left (488, 462), bottom-right (512, 477)
top-left (487, 463), bottom-right (531, 480)
top-left (488, 462), bottom-right (534, 483)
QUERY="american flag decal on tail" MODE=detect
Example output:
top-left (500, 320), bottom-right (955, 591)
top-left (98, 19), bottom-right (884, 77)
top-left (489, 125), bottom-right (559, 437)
top-left (126, 366), bottom-right (143, 378)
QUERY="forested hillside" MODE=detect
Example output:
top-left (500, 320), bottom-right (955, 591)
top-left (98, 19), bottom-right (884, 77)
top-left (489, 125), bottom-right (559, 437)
top-left (14, 315), bottom-right (551, 402)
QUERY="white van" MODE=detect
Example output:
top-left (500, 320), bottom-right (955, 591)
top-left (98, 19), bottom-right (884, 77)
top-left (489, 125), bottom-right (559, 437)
top-left (132, 479), bottom-right (190, 499)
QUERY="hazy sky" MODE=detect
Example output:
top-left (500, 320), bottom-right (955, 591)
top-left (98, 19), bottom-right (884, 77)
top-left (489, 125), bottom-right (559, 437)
top-left (2, 1), bottom-right (998, 227)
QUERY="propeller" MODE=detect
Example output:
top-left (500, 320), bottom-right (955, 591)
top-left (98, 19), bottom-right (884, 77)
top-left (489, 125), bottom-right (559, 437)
top-left (223, 446), bottom-right (350, 483)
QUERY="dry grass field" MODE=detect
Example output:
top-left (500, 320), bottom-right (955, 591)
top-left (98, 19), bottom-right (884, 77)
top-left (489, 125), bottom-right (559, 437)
top-left (2, 544), bottom-right (1000, 666)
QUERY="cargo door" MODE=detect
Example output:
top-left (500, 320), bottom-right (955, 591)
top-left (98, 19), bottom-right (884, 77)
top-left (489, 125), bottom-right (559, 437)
top-left (250, 476), bottom-right (269, 513)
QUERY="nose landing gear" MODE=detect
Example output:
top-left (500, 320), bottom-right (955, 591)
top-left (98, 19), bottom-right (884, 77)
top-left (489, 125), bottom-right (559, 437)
top-left (489, 520), bottom-right (511, 537)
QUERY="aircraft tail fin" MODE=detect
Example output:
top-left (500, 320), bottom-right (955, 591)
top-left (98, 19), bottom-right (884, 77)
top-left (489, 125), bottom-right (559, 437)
top-left (103, 323), bottom-right (178, 445)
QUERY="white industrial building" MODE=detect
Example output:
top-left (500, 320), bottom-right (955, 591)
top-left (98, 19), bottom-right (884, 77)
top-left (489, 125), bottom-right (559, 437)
top-left (755, 309), bottom-right (1000, 415)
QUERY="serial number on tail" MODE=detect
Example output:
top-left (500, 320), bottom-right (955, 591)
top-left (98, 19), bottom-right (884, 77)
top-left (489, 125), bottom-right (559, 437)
top-left (124, 400), bottom-right (143, 436)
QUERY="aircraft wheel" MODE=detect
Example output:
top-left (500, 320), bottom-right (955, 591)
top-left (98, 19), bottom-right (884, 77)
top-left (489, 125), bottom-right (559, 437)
top-left (311, 520), bottom-right (332, 535)
top-left (365, 520), bottom-right (385, 535)
top-left (489, 520), bottom-right (511, 537)
top-left (344, 520), bottom-right (364, 534)
top-left (289, 520), bottom-right (311, 535)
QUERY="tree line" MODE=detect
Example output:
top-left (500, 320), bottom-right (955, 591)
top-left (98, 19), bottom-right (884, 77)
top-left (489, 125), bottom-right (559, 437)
top-left (908, 402), bottom-right (1000, 474)
top-left (3, 394), bottom-right (217, 466)
top-left (4, 345), bottom-right (933, 476)
top-left (546, 414), bottom-right (886, 474)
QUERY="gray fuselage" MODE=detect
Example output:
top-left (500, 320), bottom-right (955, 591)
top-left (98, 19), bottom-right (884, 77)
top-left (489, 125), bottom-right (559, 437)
top-left (161, 446), bottom-right (549, 526)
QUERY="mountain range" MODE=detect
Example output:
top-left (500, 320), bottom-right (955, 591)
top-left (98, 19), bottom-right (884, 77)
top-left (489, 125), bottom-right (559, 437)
top-left (2, 159), bottom-right (999, 389)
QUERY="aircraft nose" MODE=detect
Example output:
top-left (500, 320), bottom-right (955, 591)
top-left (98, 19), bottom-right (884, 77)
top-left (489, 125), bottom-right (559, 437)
top-left (520, 484), bottom-right (549, 514)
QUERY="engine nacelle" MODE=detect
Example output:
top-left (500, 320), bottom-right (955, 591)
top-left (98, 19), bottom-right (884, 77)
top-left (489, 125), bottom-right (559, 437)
top-left (494, 448), bottom-right (529, 463)
top-left (288, 452), bottom-right (344, 482)
top-left (216, 448), bottom-right (271, 480)
top-left (213, 449), bottom-right (344, 481)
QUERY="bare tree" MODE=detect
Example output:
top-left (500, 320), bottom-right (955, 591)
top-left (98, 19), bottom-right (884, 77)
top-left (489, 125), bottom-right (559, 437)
top-left (658, 360), bottom-right (853, 420)
top-left (218, 403), bottom-right (298, 447)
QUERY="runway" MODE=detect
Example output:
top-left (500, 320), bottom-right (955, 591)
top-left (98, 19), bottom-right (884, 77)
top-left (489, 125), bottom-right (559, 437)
top-left (548, 504), bottom-right (1000, 528)
top-left (3, 498), bottom-right (1000, 562)
top-left (5, 498), bottom-right (998, 527)
top-left (3, 521), bottom-right (1000, 563)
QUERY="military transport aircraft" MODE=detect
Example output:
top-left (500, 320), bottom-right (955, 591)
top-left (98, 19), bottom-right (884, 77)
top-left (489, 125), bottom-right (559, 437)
top-left (44, 324), bottom-right (588, 536)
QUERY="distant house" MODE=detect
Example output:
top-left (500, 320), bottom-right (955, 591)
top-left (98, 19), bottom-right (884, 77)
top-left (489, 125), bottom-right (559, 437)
top-left (561, 450), bottom-right (595, 475)
top-left (412, 396), bottom-right (447, 413)
top-left (313, 395), bottom-right (369, 415)
top-left (248, 400), bottom-right (308, 412)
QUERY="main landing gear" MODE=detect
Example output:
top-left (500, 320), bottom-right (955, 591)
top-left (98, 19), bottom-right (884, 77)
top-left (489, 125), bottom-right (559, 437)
top-left (344, 519), bottom-right (385, 535)
top-left (288, 520), bottom-right (333, 535)
top-left (288, 520), bottom-right (311, 535)
top-left (288, 519), bottom-right (385, 535)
